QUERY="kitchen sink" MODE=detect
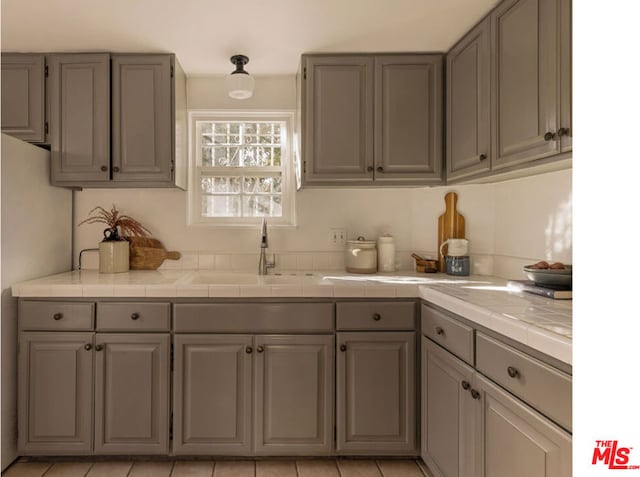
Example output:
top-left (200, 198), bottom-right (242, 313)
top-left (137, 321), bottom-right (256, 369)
top-left (185, 272), bottom-right (308, 285)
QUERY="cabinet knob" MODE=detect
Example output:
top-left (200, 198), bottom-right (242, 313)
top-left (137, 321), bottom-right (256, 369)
top-left (557, 127), bottom-right (570, 137)
top-left (479, 154), bottom-right (487, 161)
top-left (113, 166), bottom-right (120, 173)
top-left (461, 380), bottom-right (471, 390)
top-left (435, 326), bottom-right (444, 336)
top-left (340, 344), bottom-right (347, 352)
top-left (470, 389), bottom-right (481, 400)
top-left (245, 346), bottom-right (253, 354)
top-left (376, 166), bottom-right (384, 172)
top-left (544, 131), bottom-right (557, 141)
top-left (507, 366), bottom-right (519, 378)
top-left (101, 165), bottom-right (108, 172)
top-left (84, 343), bottom-right (92, 351)
top-left (95, 344), bottom-right (104, 352)
top-left (130, 313), bottom-right (140, 320)
top-left (53, 313), bottom-right (63, 321)
top-left (367, 166), bottom-right (374, 172)
top-left (257, 346), bottom-right (264, 353)
top-left (372, 313), bottom-right (381, 321)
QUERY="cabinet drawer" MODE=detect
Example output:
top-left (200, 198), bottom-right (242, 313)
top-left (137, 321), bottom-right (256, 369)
top-left (421, 304), bottom-right (473, 365)
top-left (336, 302), bottom-right (415, 330)
top-left (476, 332), bottom-right (572, 431)
top-left (20, 301), bottom-right (94, 331)
top-left (174, 303), bottom-right (334, 333)
top-left (97, 303), bottom-right (171, 331)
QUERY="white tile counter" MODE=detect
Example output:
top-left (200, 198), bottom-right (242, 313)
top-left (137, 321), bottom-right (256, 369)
top-left (12, 270), bottom-right (572, 364)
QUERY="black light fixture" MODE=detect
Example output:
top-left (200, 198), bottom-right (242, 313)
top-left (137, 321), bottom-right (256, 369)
top-left (225, 54), bottom-right (255, 100)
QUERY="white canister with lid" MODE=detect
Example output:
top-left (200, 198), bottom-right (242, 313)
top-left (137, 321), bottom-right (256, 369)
top-left (377, 234), bottom-right (396, 272)
top-left (346, 236), bottom-right (377, 273)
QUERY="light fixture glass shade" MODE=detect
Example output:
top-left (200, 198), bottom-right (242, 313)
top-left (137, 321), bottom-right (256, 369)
top-left (226, 73), bottom-right (254, 100)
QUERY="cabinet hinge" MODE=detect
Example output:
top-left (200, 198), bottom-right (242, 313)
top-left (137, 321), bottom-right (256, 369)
top-left (303, 67), bottom-right (307, 80)
top-left (45, 65), bottom-right (49, 77)
top-left (44, 122), bottom-right (49, 135)
top-left (170, 65), bottom-right (174, 78)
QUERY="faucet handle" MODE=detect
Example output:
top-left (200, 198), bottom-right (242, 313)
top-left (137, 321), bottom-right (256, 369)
top-left (267, 254), bottom-right (276, 269)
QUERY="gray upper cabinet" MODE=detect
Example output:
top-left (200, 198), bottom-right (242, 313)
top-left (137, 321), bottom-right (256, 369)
top-left (301, 53), bottom-right (443, 187)
top-left (302, 55), bottom-right (374, 185)
top-left (446, 18), bottom-right (491, 181)
top-left (48, 54), bottom-right (111, 184)
top-left (559, 0), bottom-right (572, 153)
top-left (18, 332), bottom-right (94, 455)
top-left (1, 54), bottom-right (46, 143)
top-left (111, 54), bottom-right (176, 185)
top-left (491, 0), bottom-right (561, 169)
top-left (374, 55), bottom-right (443, 183)
top-left (336, 331), bottom-right (416, 455)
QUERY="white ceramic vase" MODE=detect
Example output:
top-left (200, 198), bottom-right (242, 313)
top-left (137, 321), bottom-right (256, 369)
top-left (99, 241), bottom-right (130, 273)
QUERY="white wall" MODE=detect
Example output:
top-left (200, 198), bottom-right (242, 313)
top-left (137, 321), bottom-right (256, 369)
top-left (73, 75), bottom-right (572, 278)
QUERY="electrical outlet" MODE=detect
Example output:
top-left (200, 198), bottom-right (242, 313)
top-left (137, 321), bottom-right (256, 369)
top-left (329, 228), bottom-right (347, 247)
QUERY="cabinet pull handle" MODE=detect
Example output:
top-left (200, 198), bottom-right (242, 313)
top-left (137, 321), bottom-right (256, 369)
top-left (470, 389), bottom-right (481, 400)
top-left (257, 346), bottom-right (264, 353)
top-left (113, 166), bottom-right (120, 173)
top-left (340, 344), bottom-right (347, 352)
top-left (95, 344), bottom-right (104, 352)
top-left (245, 346), bottom-right (253, 354)
top-left (53, 313), bottom-right (63, 321)
top-left (367, 166), bottom-right (374, 172)
top-left (507, 366), bottom-right (519, 378)
top-left (130, 313), bottom-right (140, 320)
top-left (435, 326), bottom-right (444, 336)
top-left (557, 127), bottom-right (570, 137)
top-left (461, 380), bottom-right (471, 390)
top-left (544, 131), bottom-right (557, 141)
top-left (100, 165), bottom-right (108, 172)
top-left (479, 154), bottom-right (487, 161)
top-left (372, 313), bottom-right (381, 321)
top-left (376, 166), bottom-right (384, 172)
top-left (84, 343), bottom-right (92, 351)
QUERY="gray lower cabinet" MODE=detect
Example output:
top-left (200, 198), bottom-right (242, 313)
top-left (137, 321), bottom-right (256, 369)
top-left (94, 333), bottom-right (170, 454)
top-left (1, 53), bottom-right (46, 143)
top-left (173, 333), bottom-right (334, 456)
top-left (18, 332), bottom-right (94, 455)
top-left (48, 54), bottom-right (111, 184)
top-left (300, 53), bottom-right (443, 187)
top-left (336, 331), bottom-right (416, 454)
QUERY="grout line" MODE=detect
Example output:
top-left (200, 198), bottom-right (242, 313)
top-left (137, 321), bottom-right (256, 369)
top-left (84, 462), bottom-right (95, 477)
top-left (40, 462), bottom-right (54, 477)
top-left (336, 458), bottom-right (344, 477)
top-left (210, 460), bottom-right (215, 477)
top-left (374, 459), bottom-right (384, 477)
top-left (126, 461), bottom-right (133, 477)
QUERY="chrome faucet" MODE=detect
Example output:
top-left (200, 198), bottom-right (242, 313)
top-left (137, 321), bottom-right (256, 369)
top-left (258, 218), bottom-right (276, 275)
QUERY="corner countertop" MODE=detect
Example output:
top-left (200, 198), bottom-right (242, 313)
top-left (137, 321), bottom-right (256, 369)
top-left (12, 270), bottom-right (572, 365)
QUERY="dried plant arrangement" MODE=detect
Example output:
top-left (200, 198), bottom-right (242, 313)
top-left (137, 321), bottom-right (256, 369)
top-left (78, 205), bottom-right (151, 240)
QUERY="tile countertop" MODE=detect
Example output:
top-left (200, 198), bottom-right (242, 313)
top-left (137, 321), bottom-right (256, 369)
top-left (12, 270), bottom-right (572, 365)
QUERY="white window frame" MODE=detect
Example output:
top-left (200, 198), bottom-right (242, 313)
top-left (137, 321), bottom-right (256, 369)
top-left (187, 110), bottom-right (297, 227)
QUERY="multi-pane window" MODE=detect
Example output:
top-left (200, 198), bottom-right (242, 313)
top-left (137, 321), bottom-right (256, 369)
top-left (189, 112), bottom-right (295, 225)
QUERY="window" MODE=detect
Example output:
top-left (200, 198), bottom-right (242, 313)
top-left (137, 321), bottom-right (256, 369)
top-left (188, 111), bottom-right (296, 226)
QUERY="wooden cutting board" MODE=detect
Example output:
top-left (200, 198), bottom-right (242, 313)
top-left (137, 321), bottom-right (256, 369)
top-left (437, 192), bottom-right (465, 272)
top-left (127, 237), bottom-right (181, 270)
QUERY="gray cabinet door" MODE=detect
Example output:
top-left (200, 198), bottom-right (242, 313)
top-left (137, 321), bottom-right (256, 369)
top-left (254, 335), bottom-right (334, 455)
top-left (302, 55), bottom-right (374, 185)
top-left (18, 332), bottom-right (94, 455)
top-left (173, 334), bottom-right (253, 455)
top-left (94, 333), bottom-right (169, 454)
top-left (336, 331), bottom-right (415, 454)
top-left (491, 0), bottom-right (560, 169)
top-left (48, 54), bottom-right (110, 184)
top-left (374, 55), bottom-right (443, 183)
top-left (477, 374), bottom-right (572, 477)
top-left (1, 54), bottom-right (45, 142)
top-left (422, 337), bottom-right (480, 477)
top-left (111, 54), bottom-right (173, 183)
top-left (446, 18), bottom-right (491, 181)
top-left (559, 0), bottom-right (572, 152)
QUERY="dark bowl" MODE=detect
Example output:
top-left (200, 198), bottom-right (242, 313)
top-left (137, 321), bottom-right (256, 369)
top-left (523, 264), bottom-right (572, 287)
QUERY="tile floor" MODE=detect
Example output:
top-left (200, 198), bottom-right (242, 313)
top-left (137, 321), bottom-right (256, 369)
top-left (2, 459), bottom-right (434, 477)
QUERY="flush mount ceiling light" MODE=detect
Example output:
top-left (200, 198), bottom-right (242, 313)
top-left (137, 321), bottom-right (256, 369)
top-left (225, 54), bottom-right (255, 100)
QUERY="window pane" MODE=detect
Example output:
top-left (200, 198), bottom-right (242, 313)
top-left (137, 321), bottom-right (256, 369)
top-left (202, 147), bottom-right (213, 166)
top-left (201, 177), bottom-right (241, 194)
top-left (201, 195), bottom-right (241, 217)
top-left (200, 123), bottom-right (213, 135)
top-left (243, 176), bottom-right (282, 194)
top-left (214, 123), bottom-right (227, 134)
top-left (242, 146), bottom-right (271, 167)
top-left (242, 195), bottom-right (282, 217)
top-left (243, 123), bottom-right (257, 134)
top-left (212, 147), bottom-right (239, 166)
top-left (273, 148), bottom-right (281, 166)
